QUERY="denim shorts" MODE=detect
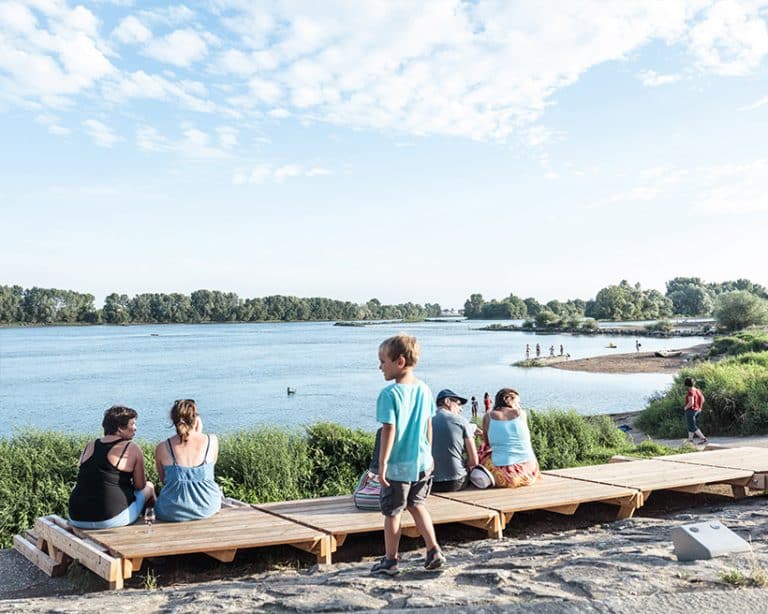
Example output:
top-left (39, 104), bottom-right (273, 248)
top-left (380, 471), bottom-right (432, 516)
top-left (69, 490), bottom-right (145, 529)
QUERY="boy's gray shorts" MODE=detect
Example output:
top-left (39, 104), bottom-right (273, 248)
top-left (380, 472), bottom-right (433, 516)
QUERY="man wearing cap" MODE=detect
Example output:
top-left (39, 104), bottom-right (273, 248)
top-left (431, 389), bottom-right (479, 492)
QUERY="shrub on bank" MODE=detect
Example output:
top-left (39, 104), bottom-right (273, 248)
top-left (709, 329), bottom-right (768, 357)
top-left (0, 415), bottom-right (670, 548)
top-left (635, 352), bottom-right (768, 438)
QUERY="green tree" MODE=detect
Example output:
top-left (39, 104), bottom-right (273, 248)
top-left (714, 291), bottom-right (768, 331)
top-left (463, 293), bottom-right (485, 319)
top-left (523, 297), bottom-right (542, 317)
top-left (0, 285), bottom-right (24, 323)
top-left (103, 293), bottom-right (130, 324)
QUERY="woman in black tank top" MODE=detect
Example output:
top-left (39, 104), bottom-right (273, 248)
top-left (68, 405), bottom-right (155, 529)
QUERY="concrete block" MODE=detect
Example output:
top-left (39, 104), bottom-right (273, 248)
top-left (672, 521), bottom-right (751, 562)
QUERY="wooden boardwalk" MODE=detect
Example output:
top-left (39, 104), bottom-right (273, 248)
top-left (13, 446), bottom-right (768, 589)
top-left (547, 458), bottom-right (753, 500)
top-left (435, 474), bottom-right (643, 525)
top-left (258, 493), bottom-right (502, 543)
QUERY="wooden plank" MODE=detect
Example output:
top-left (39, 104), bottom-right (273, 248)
top-left (654, 447), bottom-right (768, 473)
top-left (435, 474), bottom-right (642, 525)
top-left (205, 549), bottom-right (237, 563)
top-left (258, 494), bottom-right (499, 542)
top-left (546, 459), bottom-right (752, 492)
top-left (13, 534), bottom-right (70, 577)
top-left (35, 518), bottom-right (124, 589)
top-left (80, 507), bottom-right (330, 562)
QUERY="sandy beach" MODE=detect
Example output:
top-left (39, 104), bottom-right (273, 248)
top-left (548, 343), bottom-right (711, 375)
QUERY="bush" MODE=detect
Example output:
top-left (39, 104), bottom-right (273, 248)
top-left (635, 353), bottom-right (768, 437)
top-left (216, 427), bottom-right (312, 503)
top-left (528, 410), bottom-right (634, 469)
top-left (714, 291), bottom-right (768, 331)
top-left (304, 423), bottom-right (376, 496)
top-left (709, 330), bottom-right (768, 357)
top-left (645, 319), bottom-right (673, 333)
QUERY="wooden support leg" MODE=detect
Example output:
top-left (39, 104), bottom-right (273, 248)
top-left (544, 503), bottom-right (580, 515)
top-left (731, 485), bottom-right (748, 499)
top-left (461, 514), bottom-right (503, 539)
top-left (293, 536), bottom-right (335, 565)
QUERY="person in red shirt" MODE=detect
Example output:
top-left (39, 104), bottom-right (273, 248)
top-left (684, 377), bottom-right (707, 445)
top-left (483, 392), bottom-right (492, 413)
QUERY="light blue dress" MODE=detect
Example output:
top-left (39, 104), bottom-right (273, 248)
top-left (155, 435), bottom-right (222, 522)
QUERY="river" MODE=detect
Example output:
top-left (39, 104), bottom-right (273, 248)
top-left (0, 321), bottom-right (708, 440)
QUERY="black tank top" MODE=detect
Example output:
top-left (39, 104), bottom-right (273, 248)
top-left (68, 439), bottom-right (136, 522)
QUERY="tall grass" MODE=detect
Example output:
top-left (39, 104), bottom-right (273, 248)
top-left (0, 415), bottom-right (670, 548)
top-left (636, 351), bottom-right (768, 438)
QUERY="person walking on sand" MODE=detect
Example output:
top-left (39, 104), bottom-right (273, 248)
top-left (684, 377), bottom-right (707, 445)
top-left (370, 334), bottom-right (445, 575)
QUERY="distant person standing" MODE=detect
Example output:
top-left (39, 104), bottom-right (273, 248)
top-left (549, 345), bottom-right (555, 357)
top-left (535, 343), bottom-right (541, 358)
top-left (525, 344), bottom-right (531, 360)
top-left (470, 396), bottom-right (479, 418)
top-left (483, 392), bottom-right (492, 413)
top-left (684, 377), bottom-right (707, 445)
top-left (559, 344), bottom-right (564, 356)
top-left (635, 339), bottom-right (642, 352)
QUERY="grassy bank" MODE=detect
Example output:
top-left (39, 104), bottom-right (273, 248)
top-left (636, 343), bottom-right (768, 438)
top-left (0, 415), bottom-right (669, 548)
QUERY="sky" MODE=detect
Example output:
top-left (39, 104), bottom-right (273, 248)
top-left (1, 0), bottom-right (767, 310)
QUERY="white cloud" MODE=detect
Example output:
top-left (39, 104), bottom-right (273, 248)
top-left (687, 0), bottom-right (768, 76)
top-left (217, 126), bottom-right (238, 148)
top-left (144, 29), bottom-right (208, 67)
top-left (136, 125), bottom-right (170, 152)
top-left (83, 119), bottom-right (119, 147)
top-left (35, 112), bottom-right (70, 135)
top-left (274, 164), bottom-right (302, 183)
top-left (638, 69), bottom-right (681, 86)
top-left (233, 162), bottom-right (330, 185)
top-left (112, 16), bottom-right (152, 45)
top-left (306, 167), bottom-right (330, 177)
top-left (742, 94), bottom-right (768, 110)
top-left (693, 160), bottom-right (768, 214)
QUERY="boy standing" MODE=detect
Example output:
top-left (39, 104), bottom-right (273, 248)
top-left (371, 334), bottom-right (445, 575)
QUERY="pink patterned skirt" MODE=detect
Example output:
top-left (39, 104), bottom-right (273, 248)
top-left (478, 444), bottom-right (541, 488)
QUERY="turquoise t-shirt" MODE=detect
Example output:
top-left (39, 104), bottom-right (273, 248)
top-left (376, 380), bottom-right (436, 482)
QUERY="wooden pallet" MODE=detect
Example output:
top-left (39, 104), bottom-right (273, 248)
top-left (546, 458), bottom-right (753, 501)
top-left (435, 474), bottom-right (644, 524)
top-left (13, 505), bottom-right (333, 589)
top-left (258, 493), bottom-right (503, 545)
top-left (653, 446), bottom-right (768, 492)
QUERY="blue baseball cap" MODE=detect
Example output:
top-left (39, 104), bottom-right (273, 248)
top-left (436, 389), bottom-right (468, 405)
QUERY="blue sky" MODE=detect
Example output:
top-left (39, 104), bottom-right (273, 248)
top-left (1, 1), bottom-right (767, 309)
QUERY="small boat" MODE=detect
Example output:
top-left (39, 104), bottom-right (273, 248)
top-left (606, 342), bottom-right (617, 349)
top-left (287, 387), bottom-right (296, 395)
top-left (655, 350), bottom-right (682, 358)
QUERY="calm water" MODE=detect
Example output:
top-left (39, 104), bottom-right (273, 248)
top-left (0, 322), bottom-right (707, 441)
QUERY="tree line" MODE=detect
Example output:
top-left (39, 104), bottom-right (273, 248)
top-left (0, 286), bottom-right (442, 325)
top-left (463, 277), bottom-right (768, 326)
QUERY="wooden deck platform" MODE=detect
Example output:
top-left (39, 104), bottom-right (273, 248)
top-left (435, 474), bottom-right (643, 524)
top-left (14, 446), bottom-right (766, 590)
top-left (654, 446), bottom-right (768, 491)
top-left (547, 458), bottom-right (753, 500)
top-left (13, 505), bottom-right (332, 589)
top-left (258, 493), bottom-right (502, 543)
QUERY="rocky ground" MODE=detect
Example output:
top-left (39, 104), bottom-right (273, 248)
top-left (3, 486), bottom-right (768, 613)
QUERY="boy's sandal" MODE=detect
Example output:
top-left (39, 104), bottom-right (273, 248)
top-left (699, 438), bottom-right (708, 444)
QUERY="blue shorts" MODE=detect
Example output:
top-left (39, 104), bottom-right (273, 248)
top-left (69, 490), bottom-right (145, 529)
top-left (685, 409), bottom-right (700, 433)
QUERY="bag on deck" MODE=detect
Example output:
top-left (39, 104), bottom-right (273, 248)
top-left (353, 470), bottom-right (381, 511)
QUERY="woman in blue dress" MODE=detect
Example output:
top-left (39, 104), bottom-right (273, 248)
top-left (154, 399), bottom-right (221, 522)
